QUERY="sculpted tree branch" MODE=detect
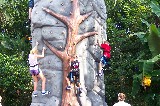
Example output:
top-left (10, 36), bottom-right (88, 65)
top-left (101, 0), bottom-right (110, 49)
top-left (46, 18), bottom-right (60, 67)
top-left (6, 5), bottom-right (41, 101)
top-left (78, 12), bottom-right (92, 24)
top-left (76, 32), bottom-right (98, 44)
top-left (42, 8), bottom-right (70, 26)
top-left (43, 40), bottom-right (65, 60)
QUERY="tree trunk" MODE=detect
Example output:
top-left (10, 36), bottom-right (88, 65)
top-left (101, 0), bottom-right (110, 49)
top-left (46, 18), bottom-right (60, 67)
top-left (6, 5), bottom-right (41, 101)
top-left (61, 59), bottom-right (79, 106)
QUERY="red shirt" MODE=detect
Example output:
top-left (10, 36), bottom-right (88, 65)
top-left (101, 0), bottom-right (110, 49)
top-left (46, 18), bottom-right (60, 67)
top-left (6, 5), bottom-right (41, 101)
top-left (100, 43), bottom-right (111, 58)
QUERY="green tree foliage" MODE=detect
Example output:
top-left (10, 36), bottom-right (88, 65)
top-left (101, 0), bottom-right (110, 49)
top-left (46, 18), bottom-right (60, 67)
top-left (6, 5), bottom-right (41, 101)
top-left (0, 0), bottom-right (32, 105)
top-left (132, 2), bottom-right (160, 103)
top-left (0, 53), bottom-right (32, 105)
top-left (148, 24), bottom-right (160, 57)
top-left (132, 24), bottom-right (160, 106)
top-left (105, 0), bottom-right (160, 106)
top-left (0, 0), bottom-right (30, 56)
top-left (0, 0), bottom-right (29, 36)
top-left (0, 33), bottom-right (30, 57)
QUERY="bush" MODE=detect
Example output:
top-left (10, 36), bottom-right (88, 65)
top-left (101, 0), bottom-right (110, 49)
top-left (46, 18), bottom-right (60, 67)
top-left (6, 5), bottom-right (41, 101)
top-left (0, 53), bottom-right (32, 106)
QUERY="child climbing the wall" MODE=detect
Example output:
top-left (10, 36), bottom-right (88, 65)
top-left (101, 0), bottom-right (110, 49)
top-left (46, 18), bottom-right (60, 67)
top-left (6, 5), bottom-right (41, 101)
top-left (71, 56), bottom-right (82, 96)
top-left (66, 56), bottom-right (79, 90)
top-left (97, 39), bottom-right (111, 76)
top-left (70, 56), bottom-right (80, 81)
top-left (28, 41), bottom-right (49, 97)
top-left (26, 0), bottom-right (34, 25)
top-left (65, 57), bottom-right (75, 90)
top-left (66, 56), bottom-right (82, 95)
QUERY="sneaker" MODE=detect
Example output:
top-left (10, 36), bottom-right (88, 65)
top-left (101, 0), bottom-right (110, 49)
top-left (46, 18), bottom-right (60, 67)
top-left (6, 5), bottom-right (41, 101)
top-left (98, 72), bottom-right (103, 76)
top-left (33, 92), bottom-right (38, 97)
top-left (66, 86), bottom-right (71, 90)
top-left (79, 93), bottom-right (83, 97)
top-left (76, 88), bottom-right (82, 96)
top-left (79, 88), bottom-right (82, 94)
top-left (42, 91), bottom-right (49, 95)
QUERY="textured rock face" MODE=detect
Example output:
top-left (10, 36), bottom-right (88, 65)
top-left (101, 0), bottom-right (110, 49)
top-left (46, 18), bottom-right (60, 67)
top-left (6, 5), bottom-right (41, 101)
top-left (30, 0), bottom-right (107, 106)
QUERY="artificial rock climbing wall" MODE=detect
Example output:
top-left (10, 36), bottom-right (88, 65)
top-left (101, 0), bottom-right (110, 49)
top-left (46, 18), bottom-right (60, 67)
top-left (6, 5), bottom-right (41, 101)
top-left (30, 0), bottom-right (107, 106)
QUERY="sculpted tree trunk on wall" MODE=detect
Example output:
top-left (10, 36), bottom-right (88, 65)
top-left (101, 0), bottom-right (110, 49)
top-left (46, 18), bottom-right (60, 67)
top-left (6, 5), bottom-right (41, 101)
top-left (42, 0), bottom-right (98, 105)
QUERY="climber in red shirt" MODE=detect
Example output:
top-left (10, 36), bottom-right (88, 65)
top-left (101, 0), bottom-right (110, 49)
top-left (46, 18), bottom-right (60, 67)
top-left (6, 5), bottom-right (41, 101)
top-left (100, 41), bottom-right (111, 59)
top-left (97, 40), bottom-right (111, 76)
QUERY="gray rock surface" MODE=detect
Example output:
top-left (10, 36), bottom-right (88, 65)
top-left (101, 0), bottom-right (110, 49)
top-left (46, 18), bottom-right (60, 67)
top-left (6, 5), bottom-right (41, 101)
top-left (30, 0), bottom-right (107, 105)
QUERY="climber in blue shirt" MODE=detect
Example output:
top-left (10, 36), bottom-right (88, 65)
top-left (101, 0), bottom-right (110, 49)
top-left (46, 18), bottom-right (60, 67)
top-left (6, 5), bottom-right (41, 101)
top-left (27, 0), bottom-right (34, 24)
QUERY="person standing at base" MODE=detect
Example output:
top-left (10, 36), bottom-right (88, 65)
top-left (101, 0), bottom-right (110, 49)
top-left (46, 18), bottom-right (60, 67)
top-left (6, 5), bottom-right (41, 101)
top-left (113, 93), bottom-right (131, 106)
top-left (28, 41), bottom-right (48, 97)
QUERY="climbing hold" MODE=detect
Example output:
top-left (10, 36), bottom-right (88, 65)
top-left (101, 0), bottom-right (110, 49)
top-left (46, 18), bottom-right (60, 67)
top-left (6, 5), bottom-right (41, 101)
top-left (54, 86), bottom-right (57, 90)
top-left (90, 3), bottom-right (93, 6)
top-left (82, 9), bottom-right (85, 13)
top-left (50, 31), bottom-right (53, 34)
top-left (70, 12), bottom-right (72, 15)
top-left (61, 3), bottom-right (64, 6)
top-left (38, 18), bottom-right (41, 21)
top-left (48, 61), bottom-right (51, 64)
top-left (53, 73), bottom-right (56, 77)
top-left (61, 31), bottom-right (65, 35)
top-left (100, 6), bottom-right (103, 9)
top-left (59, 46), bottom-right (62, 48)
